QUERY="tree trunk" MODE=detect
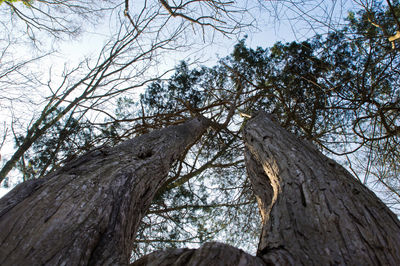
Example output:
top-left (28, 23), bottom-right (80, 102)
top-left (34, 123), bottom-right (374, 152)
top-left (131, 242), bottom-right (265, 266)
top-left (243, 112), bottom-right (400, 265)
top-left (0, 117), bottom-right (210, 266)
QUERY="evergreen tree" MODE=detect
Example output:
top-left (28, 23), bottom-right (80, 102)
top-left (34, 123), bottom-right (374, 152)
top-left (1, 1), bottom-right (399, 260)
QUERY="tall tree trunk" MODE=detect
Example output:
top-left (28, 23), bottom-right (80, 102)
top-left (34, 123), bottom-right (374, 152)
top-left (244, 112), bottom-right (400, 265)
top-left (0, 117), bottom-right (209, 266)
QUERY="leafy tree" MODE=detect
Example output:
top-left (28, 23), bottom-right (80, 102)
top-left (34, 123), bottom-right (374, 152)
top-left (0, 0), bottom-right (253, 183)
top-left (126, 2), bottom-right (400, 252)
top-left (1, 113), bottom-right (399, 265)
top-left (1, 0), bottom-right (399, 260)
top-left (17, 1), bottom-right (400, 251)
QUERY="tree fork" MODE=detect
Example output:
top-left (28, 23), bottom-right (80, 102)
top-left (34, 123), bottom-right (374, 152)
top-left (0, 117), bottom-right (210, 265)
top-left (244, 112), bottom-right (400, 265)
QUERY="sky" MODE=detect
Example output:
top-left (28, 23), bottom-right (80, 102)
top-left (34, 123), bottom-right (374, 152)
top-left (0, 0), bottom-right (358, 198)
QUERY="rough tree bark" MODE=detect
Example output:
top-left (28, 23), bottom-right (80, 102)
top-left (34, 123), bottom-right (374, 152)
top-left (129, 112), bottom-right (400, 265)
top-left (244, 112), bottom-right (400, 265)
top-left (0, 117), bottom-right (210, 265)
top-left (2, 112), bottom-right (400, 266)
top-left (131, 242), bottom-right (265, 266)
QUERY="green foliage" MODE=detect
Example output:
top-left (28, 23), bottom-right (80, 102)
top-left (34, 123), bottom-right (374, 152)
top-left (9, 0), bottom-right (400, 256)
top-left (140, 62), bottom-right (207, 115)
top-left (129, 2), bottom-right (400, 252)
top-left (0, 0), bottom-right (33, 7)
top-left (15, 109), bottom-right (95, 180)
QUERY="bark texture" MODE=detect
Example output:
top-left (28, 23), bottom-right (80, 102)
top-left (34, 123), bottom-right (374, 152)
top-left (244, 112), bottom-right (400, 265)
top-left (0, 117), bottom-right (209, 266)
top-left (131, 242), bottom-right (266, 266)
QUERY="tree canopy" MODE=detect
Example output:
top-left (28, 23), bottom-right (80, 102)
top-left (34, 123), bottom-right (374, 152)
top-left (0, 0), bottom-right (399, 259)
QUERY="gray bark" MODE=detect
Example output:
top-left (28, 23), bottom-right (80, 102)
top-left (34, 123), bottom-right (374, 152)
top-left (131, 242), bottom-right (266, 266)
top-left (244, 112), bottom-right (400, 265)
top-left (0, 117), bottom-right (210, 266)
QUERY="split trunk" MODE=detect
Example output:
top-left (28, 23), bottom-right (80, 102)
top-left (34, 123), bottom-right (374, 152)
top-left (1, 113), bottom-right (400, 265)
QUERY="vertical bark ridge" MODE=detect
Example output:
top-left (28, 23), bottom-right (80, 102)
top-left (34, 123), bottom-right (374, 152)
top-left (244, 111), bottom-right (400, 265)
top-left (0, 117), bottom-right (210, 266)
